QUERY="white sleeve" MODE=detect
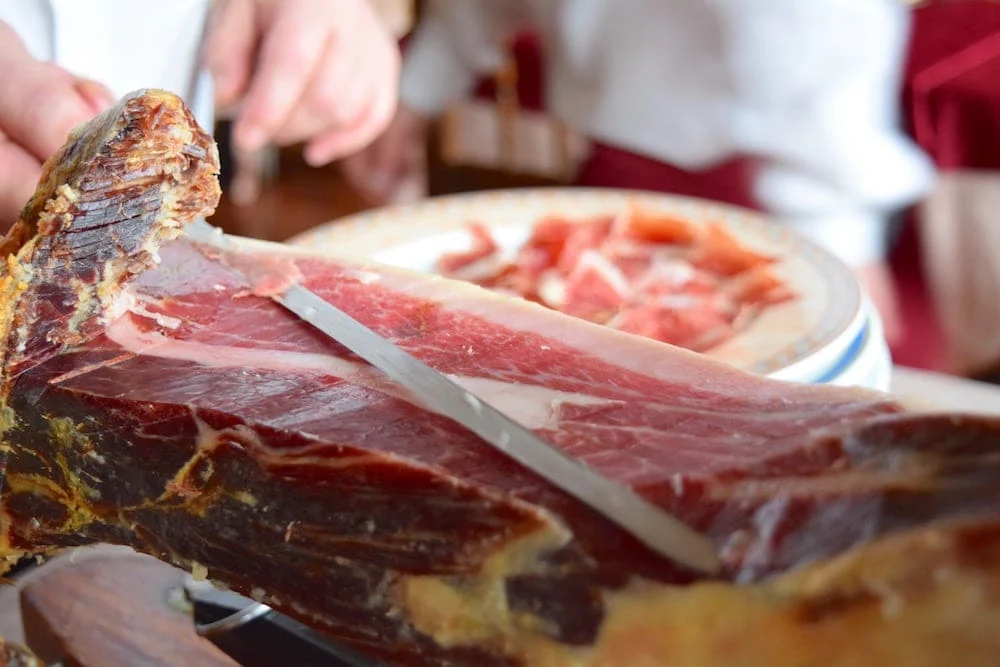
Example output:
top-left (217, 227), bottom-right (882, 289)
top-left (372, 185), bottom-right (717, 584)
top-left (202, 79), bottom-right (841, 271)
top-left (399, 0), bottom-right (521, 117)
top-left (710, 0), bottom-right (935, 266)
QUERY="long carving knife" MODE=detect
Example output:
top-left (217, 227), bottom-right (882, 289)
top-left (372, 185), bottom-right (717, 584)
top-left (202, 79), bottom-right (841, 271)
top-left (185, 219), bottom-right (722, 575)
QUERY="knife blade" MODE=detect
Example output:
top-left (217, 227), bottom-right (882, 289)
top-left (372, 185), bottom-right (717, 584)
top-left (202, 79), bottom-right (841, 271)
top-left (185, 219), bottom-right (721, 575)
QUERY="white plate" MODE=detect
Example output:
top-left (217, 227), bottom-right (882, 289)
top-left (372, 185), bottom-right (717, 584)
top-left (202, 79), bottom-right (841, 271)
top-left (290, 188), bottom-right (864, 379)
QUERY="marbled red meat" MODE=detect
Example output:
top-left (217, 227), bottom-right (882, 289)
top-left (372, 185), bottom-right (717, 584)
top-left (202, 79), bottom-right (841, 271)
top-left (2, 91), bottom-right (1000, 667)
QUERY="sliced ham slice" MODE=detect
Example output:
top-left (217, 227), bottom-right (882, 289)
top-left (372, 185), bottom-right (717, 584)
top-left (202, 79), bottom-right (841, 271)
top-left (555, 216), bottom-right (615, 276)
top-left (611, 204), bottom-right (699, 246)
top-left (1, 91), bottom-right (1000, 667)
top-left (561, 250), bottom-right (631, 322)
top-left (724, 264), bottom-right (797, 306)
top-left (690, 223), bottom-right (776, 276)
top-left (436, 208), bottom-right (795, 354)
top-left (434, 221), bottom-right (504, 281)
top-left (515, 215), bottom-right (577, 281)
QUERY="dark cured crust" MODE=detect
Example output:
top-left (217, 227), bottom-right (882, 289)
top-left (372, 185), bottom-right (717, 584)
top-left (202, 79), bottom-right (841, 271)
top-left (0, 88), bottom-right (220, 384)
top-left (0, 91), bottom-right (998, 666)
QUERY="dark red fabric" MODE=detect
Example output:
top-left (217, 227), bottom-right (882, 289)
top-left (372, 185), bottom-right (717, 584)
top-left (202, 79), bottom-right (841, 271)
top-left (573, 143), bottom-right (761, 211)
top-left (888, 217), bottom-right (948, 371)
top-left (891, 0), bottom-right (1000, 372)
top-left (903, 1), bottom-right (1000, 170)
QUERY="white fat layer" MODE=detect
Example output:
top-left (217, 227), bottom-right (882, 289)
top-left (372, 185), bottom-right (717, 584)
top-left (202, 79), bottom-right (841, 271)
top-left (130, 293), bottom-right (183, 329)
top-left (349, 269), bottom-right (381, 285)
top-left (104, 312), bottom-right (611, 430)
top-left (103, 290), bottom-right (136, 323)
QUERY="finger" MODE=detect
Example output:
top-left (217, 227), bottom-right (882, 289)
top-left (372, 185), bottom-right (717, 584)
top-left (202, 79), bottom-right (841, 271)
top-left (300, 16), bottom-right (401, 164)
top-left (0, 52), bottom-right (102, 163)
top-left (0, 138), bottom-right (43, 228)
top-left (232, 3), bottom-right (329, 152)
top-left (203, 0), bottom-right (257, 109)
top-left (304, 14), bottom-right (401, 136)
top-left (269, 40), bottom-right (368, 147)
top-left (303, 75), bottom-right (398, 166)
top-left (73, 77), bottom-right (117, 114)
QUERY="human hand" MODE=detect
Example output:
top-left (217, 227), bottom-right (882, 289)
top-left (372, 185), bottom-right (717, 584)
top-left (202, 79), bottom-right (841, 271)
top-left (855, 261), bottom-right (903, 347)
top-left (340, 104), bottom-right (429, 205)
top-left (0, 21), bottom-right (115, 228)
top-left (205, 0), bottom-right (400, 167)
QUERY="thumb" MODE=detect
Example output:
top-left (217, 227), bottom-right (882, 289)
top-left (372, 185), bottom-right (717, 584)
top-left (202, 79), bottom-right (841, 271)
top-left (0, 31), bottom-right (102, 162)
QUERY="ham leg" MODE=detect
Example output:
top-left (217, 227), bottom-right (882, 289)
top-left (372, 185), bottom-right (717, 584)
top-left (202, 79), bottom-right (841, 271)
top-left (0, 91), bottom-right (998, 666)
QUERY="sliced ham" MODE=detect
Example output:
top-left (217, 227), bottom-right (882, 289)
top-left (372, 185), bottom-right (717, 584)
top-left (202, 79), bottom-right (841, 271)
top-left (555, 216), bottom-right (614, 276)
top-left (435, 207), bottom-right (796, 354)
top-left (1, 91), bottom-right (1000, 667)
top-left (611, 204), bottom-right (699, 246)
top-left (516, 215), bottom-right (578, 281)
top-left (561, 250), bottom-right (631, 322)
top-left (690, 223), bottom-right (776, 276)
top-left (434, 221), bottom-right (502, 279)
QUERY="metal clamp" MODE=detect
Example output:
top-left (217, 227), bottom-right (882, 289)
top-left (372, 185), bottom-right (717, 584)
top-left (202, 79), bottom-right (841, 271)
top-left (181, 576), bottom-right (380, 666)
top-left (183, 577), bottom-right (275, 638)
top-left (195, 600), bottom-right (275, 638)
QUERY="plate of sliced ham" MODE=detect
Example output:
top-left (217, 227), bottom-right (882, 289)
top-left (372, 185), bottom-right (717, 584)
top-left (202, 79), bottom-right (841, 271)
top-left (291, 188), bottom-right (866, 383)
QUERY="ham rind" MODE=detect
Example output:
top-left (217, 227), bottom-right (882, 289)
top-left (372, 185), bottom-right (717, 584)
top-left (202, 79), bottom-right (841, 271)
top-left (1, 91), bottom-right (1000, 666)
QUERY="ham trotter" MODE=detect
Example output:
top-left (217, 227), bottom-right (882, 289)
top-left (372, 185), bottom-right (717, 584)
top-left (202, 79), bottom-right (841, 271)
top-left (1, 90), bottom-right (1000, 666)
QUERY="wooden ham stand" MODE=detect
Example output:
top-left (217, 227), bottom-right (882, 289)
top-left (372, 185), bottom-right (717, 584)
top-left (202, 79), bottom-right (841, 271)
top-left (12, 547), bottom-right (235, 666)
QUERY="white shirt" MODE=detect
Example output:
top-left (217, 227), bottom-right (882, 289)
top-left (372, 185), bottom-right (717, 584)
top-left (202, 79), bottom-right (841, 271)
top-left (1, 0), bottom-right (215, 128)
top-left (401, 0), bottom-right (936, 266)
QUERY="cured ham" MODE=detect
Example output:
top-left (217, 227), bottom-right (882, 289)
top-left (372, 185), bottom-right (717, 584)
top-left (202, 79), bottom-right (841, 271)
top-left (1, 91), bottom-right (1000, 666)
top-left (434, 206), bottom-right (795, 352)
